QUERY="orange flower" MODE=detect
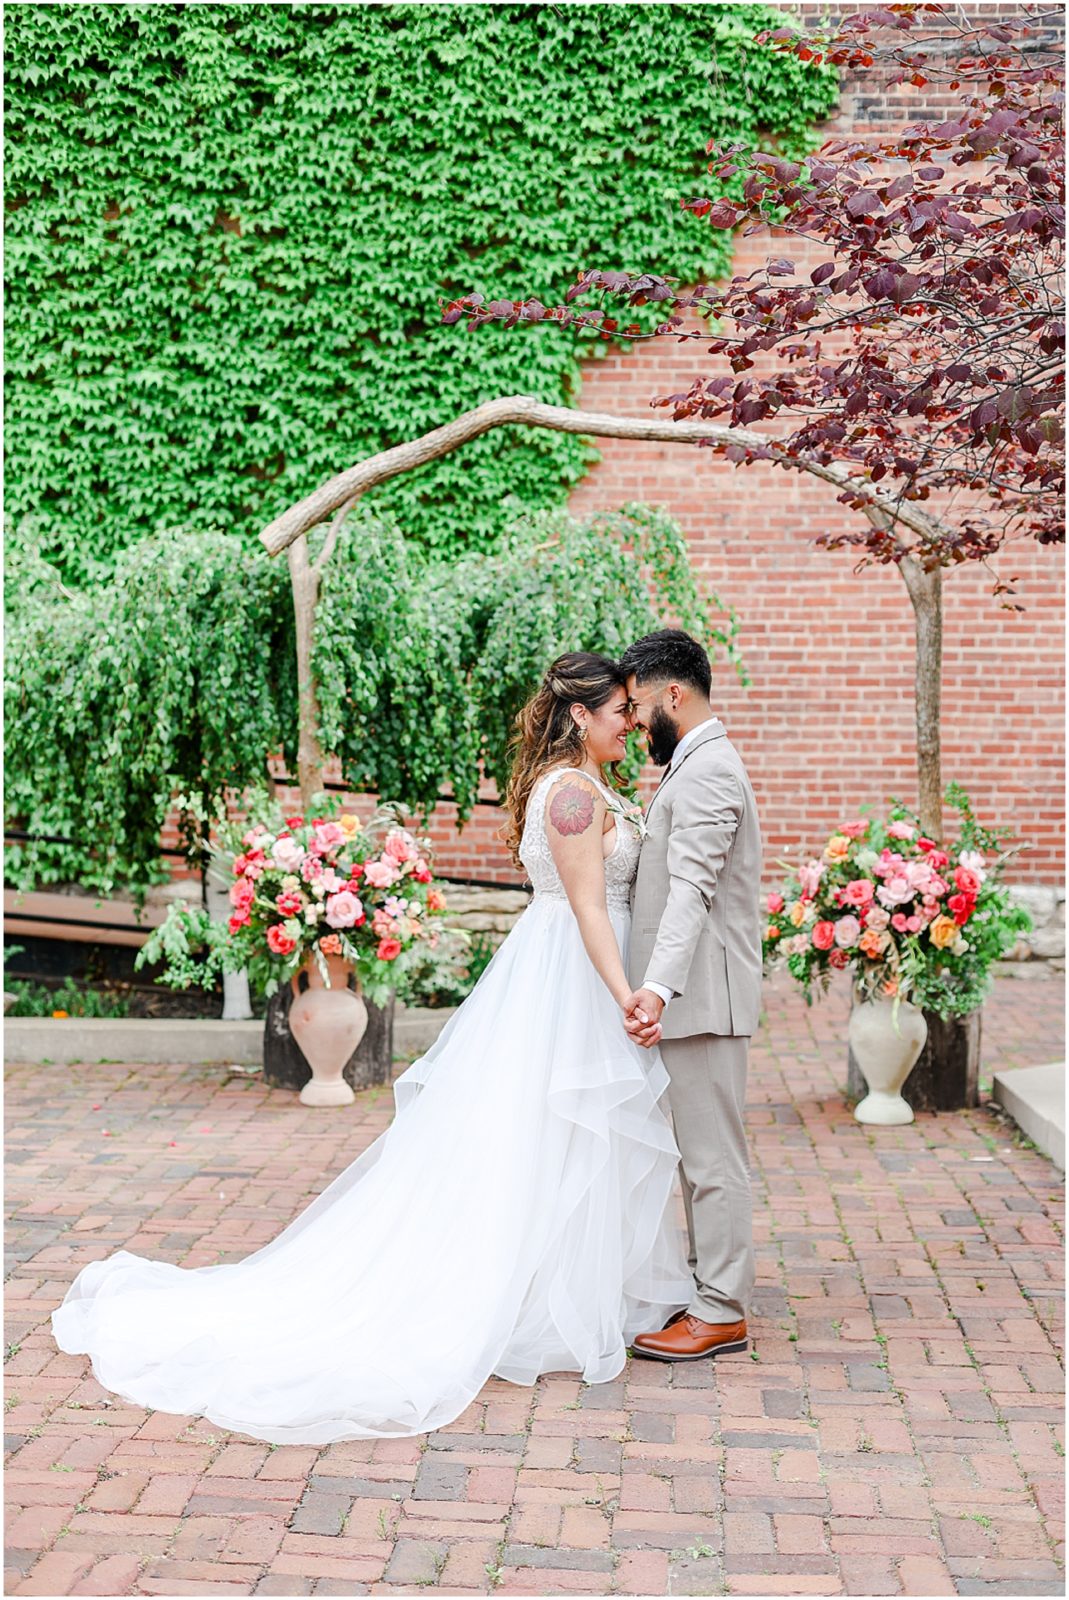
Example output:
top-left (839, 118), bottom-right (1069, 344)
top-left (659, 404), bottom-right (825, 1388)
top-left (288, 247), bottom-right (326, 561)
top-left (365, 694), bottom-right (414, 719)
top-left (52, 1008), bottom-right (69, 1019)
top-left (881, 976), bottom-right (899, 997)
top-left (929, 915), bottom-right (958, 949)
top-left (765, 925), bottom-right (781, 941)
top-left (823, 834), bottom-right (851, 863)
top-left (859, 928), bottom-right (890, 960)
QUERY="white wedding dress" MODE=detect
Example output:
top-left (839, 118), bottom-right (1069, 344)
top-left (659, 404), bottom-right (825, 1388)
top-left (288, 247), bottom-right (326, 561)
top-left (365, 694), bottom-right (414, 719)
top-left (51, 767), bottom-right (693, 1444)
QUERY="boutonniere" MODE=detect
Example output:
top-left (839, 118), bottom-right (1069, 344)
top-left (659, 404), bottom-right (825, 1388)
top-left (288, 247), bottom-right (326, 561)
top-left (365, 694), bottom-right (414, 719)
top-left (607, 792), bottom-right (648, 840)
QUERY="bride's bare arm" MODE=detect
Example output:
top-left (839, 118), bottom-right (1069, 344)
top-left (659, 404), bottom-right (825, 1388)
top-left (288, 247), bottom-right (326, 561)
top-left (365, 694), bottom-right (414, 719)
top-left (544, 773), bottom-right (631, 1009)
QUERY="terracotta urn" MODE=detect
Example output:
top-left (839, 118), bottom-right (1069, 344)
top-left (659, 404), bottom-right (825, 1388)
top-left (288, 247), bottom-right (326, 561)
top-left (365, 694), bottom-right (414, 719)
top-left (289, 952), bottom-right (367, 1106)
top-left (849, 992), bottom-right (927, 1125)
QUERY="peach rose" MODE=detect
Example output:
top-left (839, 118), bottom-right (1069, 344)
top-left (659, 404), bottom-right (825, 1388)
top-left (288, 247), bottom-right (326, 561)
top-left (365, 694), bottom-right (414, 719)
top-left (929, 915), bottom-right (959, 949)
top-left (788, 901), bottom-right (807, 927)
top-left (823, 834), bottom-right (851, 863)
top-left (859, 928), bottom-right (891, 959)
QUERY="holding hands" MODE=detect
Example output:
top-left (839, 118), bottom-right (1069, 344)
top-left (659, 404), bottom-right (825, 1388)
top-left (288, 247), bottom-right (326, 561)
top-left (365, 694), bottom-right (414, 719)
top-left (623, 986), bottom-right (665, 1049)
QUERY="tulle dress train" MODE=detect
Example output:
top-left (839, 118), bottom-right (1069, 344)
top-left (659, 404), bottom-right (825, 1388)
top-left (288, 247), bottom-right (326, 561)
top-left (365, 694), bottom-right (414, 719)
top-left (51, 767), bottom-right (693, 1444)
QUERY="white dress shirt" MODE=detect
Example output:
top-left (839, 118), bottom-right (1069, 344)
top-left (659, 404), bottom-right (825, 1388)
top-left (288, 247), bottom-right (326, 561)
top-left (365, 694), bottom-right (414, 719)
top-left (643, 717), bottom-right (719, 1010)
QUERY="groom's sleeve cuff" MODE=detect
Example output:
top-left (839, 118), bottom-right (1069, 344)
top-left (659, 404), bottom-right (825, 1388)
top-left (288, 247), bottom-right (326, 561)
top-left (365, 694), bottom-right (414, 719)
top-left (644, 980), bottom-right (675, 1007)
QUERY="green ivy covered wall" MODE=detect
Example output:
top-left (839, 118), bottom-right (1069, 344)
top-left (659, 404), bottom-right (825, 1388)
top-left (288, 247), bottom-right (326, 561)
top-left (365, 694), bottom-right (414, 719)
top-left (5, 3), bottom-right (837, 582)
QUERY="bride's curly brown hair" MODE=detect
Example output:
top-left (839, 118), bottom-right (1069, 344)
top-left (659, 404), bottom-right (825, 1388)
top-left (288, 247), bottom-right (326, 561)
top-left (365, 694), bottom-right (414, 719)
top-left (502, 651), bottom-right (628, 871)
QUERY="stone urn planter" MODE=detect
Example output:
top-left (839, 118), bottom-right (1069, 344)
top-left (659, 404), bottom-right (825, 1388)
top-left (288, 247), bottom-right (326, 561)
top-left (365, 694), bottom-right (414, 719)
top-left (848, 992), bottom-right (928, 1125)
top-left (262, 979), bottom-right (394, 1096)
top-left (846, 1006), bottom-right (981, 1112)
top-left (288, 952), bottom-right (368, 1106)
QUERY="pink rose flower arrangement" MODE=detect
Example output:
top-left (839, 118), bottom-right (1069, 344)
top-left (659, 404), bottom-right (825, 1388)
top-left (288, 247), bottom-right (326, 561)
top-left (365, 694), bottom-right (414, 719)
top-left (761, 797), bottom-right (1030, 1016)
top-left (146, 800), bottom-right (450, 1009)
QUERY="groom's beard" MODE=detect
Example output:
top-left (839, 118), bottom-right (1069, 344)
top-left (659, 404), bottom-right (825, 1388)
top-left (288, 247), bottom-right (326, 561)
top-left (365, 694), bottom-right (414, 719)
top-left (647, 706), bottom-right (682, 769)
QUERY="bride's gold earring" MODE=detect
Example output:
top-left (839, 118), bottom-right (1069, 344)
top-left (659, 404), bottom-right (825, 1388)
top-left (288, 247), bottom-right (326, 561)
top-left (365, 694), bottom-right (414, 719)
top-left (577, 723), bottom-right (588, 743)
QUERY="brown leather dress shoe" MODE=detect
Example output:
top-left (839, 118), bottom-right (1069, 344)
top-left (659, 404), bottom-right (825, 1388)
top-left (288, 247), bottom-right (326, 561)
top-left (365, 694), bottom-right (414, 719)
top-left (630, 1315), bottom-right (748, 1362)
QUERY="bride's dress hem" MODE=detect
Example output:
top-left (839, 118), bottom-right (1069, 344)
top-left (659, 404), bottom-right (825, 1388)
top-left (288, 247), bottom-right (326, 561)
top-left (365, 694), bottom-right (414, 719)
top-left (50, 774), bottom-right (694, 1447)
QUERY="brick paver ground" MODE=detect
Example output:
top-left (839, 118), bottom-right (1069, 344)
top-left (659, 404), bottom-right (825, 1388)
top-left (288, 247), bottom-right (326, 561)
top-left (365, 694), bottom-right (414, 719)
top-left (5, 972), bottom-right (1064, 1597)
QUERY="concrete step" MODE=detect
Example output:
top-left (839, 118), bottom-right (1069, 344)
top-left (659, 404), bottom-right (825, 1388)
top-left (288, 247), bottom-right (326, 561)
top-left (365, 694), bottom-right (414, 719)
top-left (3, 1006), bottom-right (456, 1068)
top-left (991, 1061), bottom-right (1065, 1171)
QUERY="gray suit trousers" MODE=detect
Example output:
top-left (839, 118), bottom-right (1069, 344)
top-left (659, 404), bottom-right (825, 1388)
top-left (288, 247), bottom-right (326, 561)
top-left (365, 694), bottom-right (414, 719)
top-left (658, 1033), bottom-right (755, 1324)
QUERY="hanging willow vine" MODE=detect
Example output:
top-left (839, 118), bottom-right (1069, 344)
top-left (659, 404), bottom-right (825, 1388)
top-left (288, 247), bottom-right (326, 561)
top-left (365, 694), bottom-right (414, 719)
top-left (6, 504), bottom-right (740, 894)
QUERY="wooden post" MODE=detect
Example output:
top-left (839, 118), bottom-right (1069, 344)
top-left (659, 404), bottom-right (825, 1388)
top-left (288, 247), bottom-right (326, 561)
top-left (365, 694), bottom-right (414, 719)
top-left (286, 535), bottom-right (327, 812)
top-left (898, 557), bottom-right (944, 842)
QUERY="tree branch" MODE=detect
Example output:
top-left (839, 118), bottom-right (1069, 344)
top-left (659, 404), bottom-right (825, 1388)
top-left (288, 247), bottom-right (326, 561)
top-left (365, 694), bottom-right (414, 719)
top-left (258, 395), bottom-right (951, 557)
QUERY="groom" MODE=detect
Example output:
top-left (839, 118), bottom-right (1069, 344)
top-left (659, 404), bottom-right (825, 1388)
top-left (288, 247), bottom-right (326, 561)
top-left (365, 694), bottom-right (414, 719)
top-left (619, 629), bottom-right (762, 1361)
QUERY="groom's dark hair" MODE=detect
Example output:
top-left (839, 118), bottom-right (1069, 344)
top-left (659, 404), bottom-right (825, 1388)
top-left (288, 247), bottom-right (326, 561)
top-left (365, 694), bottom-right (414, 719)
top-left (619, 629), bottom-right (712, 696)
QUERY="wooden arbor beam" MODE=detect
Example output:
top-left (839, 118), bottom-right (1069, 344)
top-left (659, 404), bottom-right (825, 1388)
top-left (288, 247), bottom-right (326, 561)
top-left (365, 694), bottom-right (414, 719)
top-left (258, 394), bottom-right (948, 558)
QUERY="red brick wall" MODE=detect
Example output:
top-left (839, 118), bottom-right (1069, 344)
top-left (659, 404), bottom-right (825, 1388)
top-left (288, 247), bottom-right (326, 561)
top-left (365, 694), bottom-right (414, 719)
top-left (164, 3), bottom-right (1064, 890)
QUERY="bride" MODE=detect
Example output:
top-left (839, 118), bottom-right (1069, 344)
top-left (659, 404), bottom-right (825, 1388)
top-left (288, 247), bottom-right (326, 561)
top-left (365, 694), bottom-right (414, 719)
top-left (51, 652), bottom-right (693, 1444)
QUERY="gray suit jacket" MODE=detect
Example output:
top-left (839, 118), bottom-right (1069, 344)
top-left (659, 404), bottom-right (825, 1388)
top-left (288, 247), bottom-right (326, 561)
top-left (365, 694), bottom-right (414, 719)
top-left (628, 719), bottom-right (763, 1040)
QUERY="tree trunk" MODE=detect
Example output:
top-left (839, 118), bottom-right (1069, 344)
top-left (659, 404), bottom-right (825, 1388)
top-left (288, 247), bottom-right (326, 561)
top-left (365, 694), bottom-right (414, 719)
top-left (898, 557), bottom-right (943, 842)
top-left (287, 535), bottom-right (326, 810)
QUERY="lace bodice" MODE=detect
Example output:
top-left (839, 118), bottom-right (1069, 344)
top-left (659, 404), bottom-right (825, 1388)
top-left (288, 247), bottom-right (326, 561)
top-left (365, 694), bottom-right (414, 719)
top-left (519, 767), bottom-right (643, 911)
